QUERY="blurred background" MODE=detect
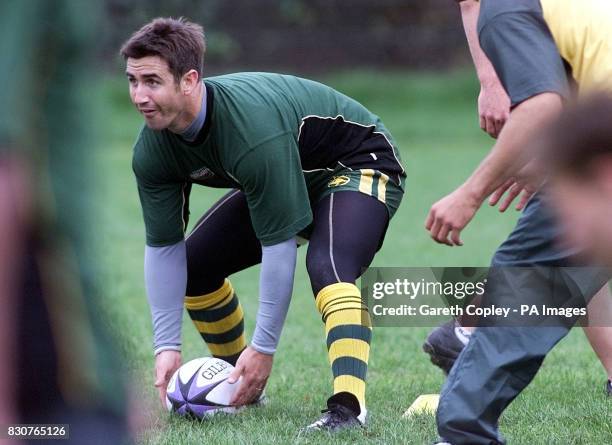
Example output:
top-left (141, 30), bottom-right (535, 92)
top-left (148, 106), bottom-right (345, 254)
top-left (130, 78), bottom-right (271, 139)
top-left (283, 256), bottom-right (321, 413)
top-left (104, 0), bottom-right (468, 74)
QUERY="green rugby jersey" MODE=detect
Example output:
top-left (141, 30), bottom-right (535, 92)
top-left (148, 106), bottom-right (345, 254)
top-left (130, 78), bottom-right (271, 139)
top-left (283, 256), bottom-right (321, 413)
top-left (133, 72), bottom-right (405, 247)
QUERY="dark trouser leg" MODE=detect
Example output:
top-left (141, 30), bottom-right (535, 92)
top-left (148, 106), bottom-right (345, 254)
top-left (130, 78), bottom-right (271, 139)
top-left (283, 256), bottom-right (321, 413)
top-left (184, 190), bottom-right (262, 365)
top-left (436, 194), bottom-right (610, 445)
top-left (437, 325), bottom-right (569, 445)
top-left (306, 191), bottom-right (389, 416)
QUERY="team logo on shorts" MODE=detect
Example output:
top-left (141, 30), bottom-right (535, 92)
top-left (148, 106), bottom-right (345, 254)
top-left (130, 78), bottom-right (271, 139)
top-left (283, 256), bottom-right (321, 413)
top-left (328, 175), bottom-right (350, 188)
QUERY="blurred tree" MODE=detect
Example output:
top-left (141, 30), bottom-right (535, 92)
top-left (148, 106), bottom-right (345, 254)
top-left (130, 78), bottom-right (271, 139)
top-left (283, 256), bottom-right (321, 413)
top-left (104, 0), bottom-right (468, 73)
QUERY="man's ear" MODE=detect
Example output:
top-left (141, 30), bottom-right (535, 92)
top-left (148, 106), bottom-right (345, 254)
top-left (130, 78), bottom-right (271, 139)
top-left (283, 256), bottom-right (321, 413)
top-left (180, 69), bottom-right (200, 95)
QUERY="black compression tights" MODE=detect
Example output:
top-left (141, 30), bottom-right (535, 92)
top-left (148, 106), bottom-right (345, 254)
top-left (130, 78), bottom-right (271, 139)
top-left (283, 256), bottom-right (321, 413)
top-left (185, 190), bottom-right (389, 296)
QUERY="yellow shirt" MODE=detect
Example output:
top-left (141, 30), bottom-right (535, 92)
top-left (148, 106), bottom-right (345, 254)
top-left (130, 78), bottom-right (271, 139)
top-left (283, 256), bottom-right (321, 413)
top-left (540, 0), bottom-right (612, 92)
top-left (471, 0), bottom-right (612, 92)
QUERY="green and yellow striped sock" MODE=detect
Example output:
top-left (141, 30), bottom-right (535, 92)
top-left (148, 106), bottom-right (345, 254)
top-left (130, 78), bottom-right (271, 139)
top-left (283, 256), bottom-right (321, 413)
top-left (184, 279), bottom-right (246, 365)
top-left (316, 282), bottom-right (372, 414)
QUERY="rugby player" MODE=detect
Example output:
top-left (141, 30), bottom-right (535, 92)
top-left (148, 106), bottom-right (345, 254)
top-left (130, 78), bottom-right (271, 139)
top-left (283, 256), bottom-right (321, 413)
top-left (423, 1), bottom-right (612, 444)
top-left (120, 18), bottom-right (405, 431)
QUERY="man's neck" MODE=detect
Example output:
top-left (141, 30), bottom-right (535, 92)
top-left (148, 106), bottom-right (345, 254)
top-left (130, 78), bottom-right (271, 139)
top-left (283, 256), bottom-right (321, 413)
top-left (169, 82), bottom-right (206, 137)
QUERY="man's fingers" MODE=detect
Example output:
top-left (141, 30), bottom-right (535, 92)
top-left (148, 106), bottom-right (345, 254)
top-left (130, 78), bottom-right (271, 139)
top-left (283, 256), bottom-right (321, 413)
top-left (425, 209), bottom-right (435, 230)
top-left (499, 184), bottom-right (522, 212)
top-left (489, 179), bottom-right (513, 206)
top-left (486, 116), bottom-right (499, 138)
top-left (479, 115), bottom-right (487, 133)
top-left (516, 189), bottom-right (533, 211)
top-left (450, 228), bottom-right (463, 246)
top-left (228, 363), bottom-right (244, 404)
top-left (154, 376), bottom-right (168, 406)
top-left (227, 363), bottom-right (243, 384)
top-left (230, 379), bottom-right (248, 406)
top-left (485, 117), bottom-right (496, 138)
top-left (154, 373), bottom-right (166, 389)
top-left (429, 218), bottom-right (442, 243)
top-left (154, 370), bottom-right (170, 406)
top-left (494, 117), bottom-right (505, 138)
top-left (436, 224), bottom-right (453, 246)
top-left (230, 377), bottom-right (263, 406)
top-left (157, 385), bottom-right (167, 405)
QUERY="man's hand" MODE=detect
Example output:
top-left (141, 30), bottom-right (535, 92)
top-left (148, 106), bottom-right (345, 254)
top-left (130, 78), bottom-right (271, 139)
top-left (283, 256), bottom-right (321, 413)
top-left (425, 186), bottom-right (482, 246)
top-left (488, 161), bottom-right (543, 212)
top-left (458, 0), bottom-right (510, 139)
top-left (478, 81), bottom-right (510, 139)
top-left (154, 350), bottom-right (181, 407)
top-left (488, 180), bottom-right (536, 212)
top-left (228, 346), bottom-right (273, 406)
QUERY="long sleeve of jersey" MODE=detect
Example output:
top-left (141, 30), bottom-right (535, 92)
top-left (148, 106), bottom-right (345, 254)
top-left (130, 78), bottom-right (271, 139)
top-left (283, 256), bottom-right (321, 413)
top-left (144, 241), bottom-right (187, 355)
top-left (250, 238), bottom-right (297, 355)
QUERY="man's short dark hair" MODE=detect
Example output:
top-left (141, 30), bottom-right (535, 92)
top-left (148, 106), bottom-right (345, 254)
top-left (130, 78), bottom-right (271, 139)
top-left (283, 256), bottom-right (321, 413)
top-left (120, 17), bottom-right (205, 83)
top-left (542, 93), bottom-right (612, 178)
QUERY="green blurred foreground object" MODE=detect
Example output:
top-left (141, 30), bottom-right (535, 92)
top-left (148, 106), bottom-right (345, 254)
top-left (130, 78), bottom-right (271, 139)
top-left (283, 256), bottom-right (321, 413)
top-left (0, 1), bottom-right (131, 443)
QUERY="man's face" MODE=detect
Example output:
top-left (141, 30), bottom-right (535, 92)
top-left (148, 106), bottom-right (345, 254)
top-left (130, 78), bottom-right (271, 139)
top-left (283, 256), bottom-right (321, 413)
top-left (126, 55), bottom-right (185, 131)
top-left (551, 160), bottom-right (612, 266)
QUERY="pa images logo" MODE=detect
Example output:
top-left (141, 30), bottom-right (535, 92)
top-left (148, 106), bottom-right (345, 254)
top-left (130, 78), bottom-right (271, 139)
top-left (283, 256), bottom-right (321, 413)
top-left (328, 175), bottom-right (350, 188)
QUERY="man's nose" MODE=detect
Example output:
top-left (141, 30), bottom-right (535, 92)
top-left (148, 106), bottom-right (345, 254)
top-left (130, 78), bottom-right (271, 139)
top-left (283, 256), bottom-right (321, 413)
top-left (132, 85), bottom-right (149, 105)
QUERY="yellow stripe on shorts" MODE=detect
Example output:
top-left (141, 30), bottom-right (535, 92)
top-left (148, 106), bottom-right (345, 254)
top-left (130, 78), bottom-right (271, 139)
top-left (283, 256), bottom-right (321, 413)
top-left (377, 172), bottom-right (389, 204)
top-left (358, 169), bottom-right (375, 196)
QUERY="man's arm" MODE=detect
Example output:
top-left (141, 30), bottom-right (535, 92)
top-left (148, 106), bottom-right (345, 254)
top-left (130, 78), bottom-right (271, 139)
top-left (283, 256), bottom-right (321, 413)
top-left (460, 92), bottom-right (562, 202)
top-left (225, 137), bottom-right (310, 405)
top-left (144, 241), bottom-right (187, 404)
top-left (459, 0), bottom-right (510, 138)
top-left (426, 92), bottom-right (562, 246)
top-left (426, 2), bottom-right (569, 246)
top-left (251, 238), bottom-right (298, 355)
top-left (229, 237), bottom-right (297, 405)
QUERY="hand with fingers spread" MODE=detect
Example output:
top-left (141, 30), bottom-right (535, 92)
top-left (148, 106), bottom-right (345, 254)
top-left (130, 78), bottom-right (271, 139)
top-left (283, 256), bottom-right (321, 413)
top-left (478, 81), bottom-right (511, 139)
top-left (154, 350), bottom-right (182, 407)
top-left (488, 180), bottom-right (535, 212)
top-left (228, 346), bottom-right (272, 406)
top-left (425, 186), bottom-right (482, 247)
top-left (488, 162), bottom-right (543, 212)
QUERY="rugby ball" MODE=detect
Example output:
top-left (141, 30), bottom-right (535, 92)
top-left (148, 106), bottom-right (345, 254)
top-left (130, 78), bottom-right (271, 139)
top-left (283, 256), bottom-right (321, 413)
top-left (166, 357), bottom-right (239, 419)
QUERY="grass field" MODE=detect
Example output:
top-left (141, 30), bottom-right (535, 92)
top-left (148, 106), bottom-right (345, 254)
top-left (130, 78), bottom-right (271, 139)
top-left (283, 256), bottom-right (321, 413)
top-left (97, 70), bottom-right (611, 444)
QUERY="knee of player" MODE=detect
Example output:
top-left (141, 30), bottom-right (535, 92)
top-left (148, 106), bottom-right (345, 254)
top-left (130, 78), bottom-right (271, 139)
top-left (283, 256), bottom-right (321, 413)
top-left (306, 256), bottom-right (338, 294)
top-left (306, 249), bottom-right (330, 278)
top-left (185, 270), bottom-right (225, 297)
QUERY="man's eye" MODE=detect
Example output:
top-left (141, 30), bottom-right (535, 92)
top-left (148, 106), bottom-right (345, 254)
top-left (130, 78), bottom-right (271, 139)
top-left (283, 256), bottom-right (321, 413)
top-left (128, 78), bottom-right (137, 85)
top-left (147, 79), bottom-right (159, 86)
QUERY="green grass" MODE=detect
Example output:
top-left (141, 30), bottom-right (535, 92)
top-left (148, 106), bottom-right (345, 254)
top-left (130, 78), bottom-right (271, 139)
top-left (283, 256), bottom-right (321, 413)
top-left (97, 70), bottom-right (611, 444)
